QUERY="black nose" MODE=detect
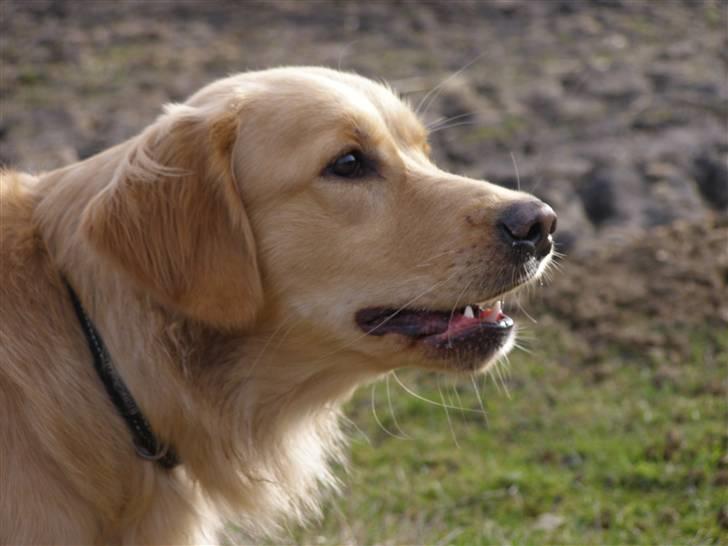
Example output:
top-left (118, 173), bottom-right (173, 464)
top-left (498, 200), bottom-right (557, 257)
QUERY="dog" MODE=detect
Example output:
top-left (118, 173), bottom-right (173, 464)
top-left (0, 67), bottom-right (556, 544)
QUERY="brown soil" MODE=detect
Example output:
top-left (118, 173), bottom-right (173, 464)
top-left (2, 0), bottom-right (726, 353)
top-left (530, 216), bottom-right (728, 362)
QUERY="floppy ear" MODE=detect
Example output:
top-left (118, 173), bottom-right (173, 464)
top-left (81, 102), bottom-right (263, 329)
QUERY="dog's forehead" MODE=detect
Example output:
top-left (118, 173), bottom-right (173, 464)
top-left (246, 68), bottom-right (428, 146)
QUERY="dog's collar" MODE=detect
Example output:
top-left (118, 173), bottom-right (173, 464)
top-left (64, 279), bottom-right (180, 470)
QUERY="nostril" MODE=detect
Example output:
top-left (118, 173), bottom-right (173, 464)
top-left (525, 222), bottom-right (543, 244)
top-left (501, 220), bottom-right (544, 247)
top-left (498, 200), bottom-right (558, 254)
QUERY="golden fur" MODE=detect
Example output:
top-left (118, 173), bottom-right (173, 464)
top-left (0, 67), bottom-right (549, 544)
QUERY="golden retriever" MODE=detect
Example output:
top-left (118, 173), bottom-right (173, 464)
top-left (0, 67), bottom-right (556, 544)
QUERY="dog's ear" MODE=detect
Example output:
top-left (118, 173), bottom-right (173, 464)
top-left (81, 102), bottom-right (263, 329)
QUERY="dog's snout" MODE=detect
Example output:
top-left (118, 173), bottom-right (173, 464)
top-left (498, 200), bottom-right (557, 257)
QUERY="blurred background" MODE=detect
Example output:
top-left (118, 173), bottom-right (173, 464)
top-left (1, 0), bottom-right (726, 544)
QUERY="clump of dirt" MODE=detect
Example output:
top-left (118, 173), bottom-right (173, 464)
top-left (529, 216), bottom-right (728, 362)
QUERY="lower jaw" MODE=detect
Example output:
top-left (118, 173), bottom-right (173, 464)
top-left (407, 327), bottom-right (516, 372)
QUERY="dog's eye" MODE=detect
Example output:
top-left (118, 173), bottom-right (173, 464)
top-left (325, 151), bottom-right (369, 179)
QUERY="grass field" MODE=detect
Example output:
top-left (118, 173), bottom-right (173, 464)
top-left (284, 326), bottom-right (727, 545)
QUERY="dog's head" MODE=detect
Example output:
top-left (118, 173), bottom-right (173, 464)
top-left (83, 67), bottom-right (556, 373)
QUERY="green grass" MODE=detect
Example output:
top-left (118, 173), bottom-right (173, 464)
top-left (284, 327), bottom-right (727, 545)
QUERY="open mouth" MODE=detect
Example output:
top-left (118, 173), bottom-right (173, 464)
top-left (355, 301), bottom-right (514, 363)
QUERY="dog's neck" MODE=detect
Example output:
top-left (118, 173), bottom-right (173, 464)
top-left (102, 297), bottom-right (374, 533)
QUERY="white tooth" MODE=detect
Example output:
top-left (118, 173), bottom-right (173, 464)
top-left (464, 305), bottom-right (475, 319)
top-left (495, 300), bottom-right (502, 313)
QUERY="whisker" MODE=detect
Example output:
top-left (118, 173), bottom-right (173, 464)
top-left (253, 317), bottom-right (292, 360)
top-left (417, 52), bottom-right (488, 120)
top-left (448, 380), bottom-right (467, 423)
top-left (386, 372), bottom-right (411, 439)
top-left (428, 120), bottom-right (480, 135)
top-left (528, 174), bottom-right (545, 195)
top-left (304, 269), bottom-right (461, 364)
top-left (438, 379), bottom-right (460, 448)
top-left (339, 412), bottom-right (371, 445)
top-left (490, 358), bottom-right (504, 392)
top-left (371, 383), bottom-right (407, 440)
top-left (512, 340), bottom-right (534, 356)
top-left (486, 362), bottom-right (503, 395)
top-left (512, 323), bottom-right (536, 340)
top-left (470, 374), bottom-right (489, 426)
top-left (414, 248), bottom-right (459, 269)
top-left (497, 355), bottom-right (512, 398)
top-left (503, 354), bottom-right (513, 379)
top-left (427, 111), bottom-right (479, 131)
top-left (546, 258), bottom-right (564, 273)
top-left (426, 115), bottom-right (448, 129)
top-left (336, 40), bottom-right (359, 71)
top-left (515, 294), bottom-right (538, 324)
top-left (243, 314), bottom-right (300, 378)
top-left (510, 151), bottom-right (521, 192)
top-left (392, 371), bottom-right (482, 414)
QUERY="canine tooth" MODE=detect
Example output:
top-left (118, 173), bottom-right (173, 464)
top-left (464, 305), bottom-right (475, 319)
top-left (495, 300), bottom-right (502, 313)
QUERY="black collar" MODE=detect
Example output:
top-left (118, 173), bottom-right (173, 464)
top-left (64, 279), bottom-right (180, 470)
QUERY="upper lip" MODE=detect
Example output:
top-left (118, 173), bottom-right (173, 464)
top-left (354, 249), bottom-right (552, 342)
top-left (355, 301), bottom-right (512, 339)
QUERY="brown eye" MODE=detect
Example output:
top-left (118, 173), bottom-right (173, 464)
top-left (325, 151), bottom-right (369, 179)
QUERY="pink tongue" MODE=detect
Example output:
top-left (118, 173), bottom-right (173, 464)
top-left (447, 301), bottom-right (505, 333)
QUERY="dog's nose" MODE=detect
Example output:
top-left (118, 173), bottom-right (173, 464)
top-left (498, 200), bottom-right (557, 257)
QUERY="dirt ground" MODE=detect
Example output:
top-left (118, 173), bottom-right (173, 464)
top-left (2, 0), bottom-right (726, 348)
